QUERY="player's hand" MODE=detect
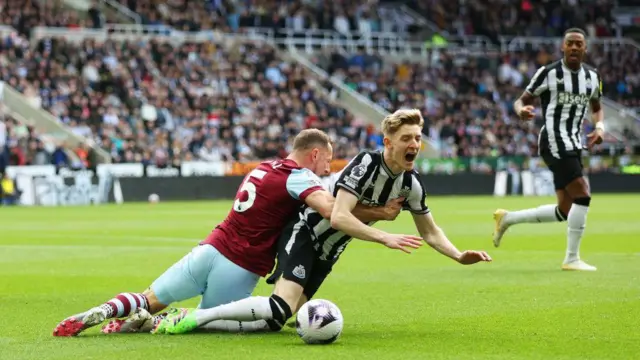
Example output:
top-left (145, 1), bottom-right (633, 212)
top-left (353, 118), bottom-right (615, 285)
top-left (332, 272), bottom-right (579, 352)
top-left (518, 105), bottom-right (535, 121)
top-left (381, 233), bottom-right (423, 254)
top-left (457, 250), bottom-right (492, 265)
top-left (382, 197), bottom-right (405, 221)
top-left (587, 128), bottom-right (604, 148)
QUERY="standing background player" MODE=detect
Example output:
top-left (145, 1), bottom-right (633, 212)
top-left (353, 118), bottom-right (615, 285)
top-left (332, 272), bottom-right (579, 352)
top-left (493, 28), bottom-right (604, 271)
top-left (53, 129), bottom-right (412, 336)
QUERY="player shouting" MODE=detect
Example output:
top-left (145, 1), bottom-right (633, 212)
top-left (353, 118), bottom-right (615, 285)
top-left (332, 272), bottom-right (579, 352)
top-left (53, 129), bottom-right (421, 337)
top-left (153, 109), bottom-right (492, 335)
top-left (493, 28), bottom-right (604, 271)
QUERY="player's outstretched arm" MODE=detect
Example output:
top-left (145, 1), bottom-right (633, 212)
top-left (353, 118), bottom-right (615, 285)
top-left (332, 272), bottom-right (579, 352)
top-left (330, 189), bottom-right (422, 253)
top-left (412, 213), bottom-right (492, 265)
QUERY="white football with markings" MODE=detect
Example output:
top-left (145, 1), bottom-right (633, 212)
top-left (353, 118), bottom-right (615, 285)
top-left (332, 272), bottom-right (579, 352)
top-left (296, 299), bottom-right (343, 345)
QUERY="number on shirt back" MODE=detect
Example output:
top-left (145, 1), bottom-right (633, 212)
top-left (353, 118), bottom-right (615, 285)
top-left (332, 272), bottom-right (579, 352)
top-left (233, 169), bottom-right (267, 213)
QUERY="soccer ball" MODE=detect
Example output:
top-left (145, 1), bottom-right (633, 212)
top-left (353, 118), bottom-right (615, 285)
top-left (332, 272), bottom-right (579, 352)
top-left (148, 193), bottom-right (160, 203)
top-left (296, 299), bottom-right (343, 344)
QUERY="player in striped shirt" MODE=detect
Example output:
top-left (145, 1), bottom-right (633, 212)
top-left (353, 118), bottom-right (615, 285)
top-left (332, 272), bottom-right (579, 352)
top-left (52, 129), bottom-right (416, 336)
top-left (492, 28), bottom-right (605, 271)
top-left (153, 109), bottom-right (493, 335)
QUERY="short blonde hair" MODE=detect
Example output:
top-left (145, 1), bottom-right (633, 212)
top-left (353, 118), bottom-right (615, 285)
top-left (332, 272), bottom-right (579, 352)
top-left (293, 128), bottom-right (331, 151)
top-left (381, 109), bottom-right (424, 136)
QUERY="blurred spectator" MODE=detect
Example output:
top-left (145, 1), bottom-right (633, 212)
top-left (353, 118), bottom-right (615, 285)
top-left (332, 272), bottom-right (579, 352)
top-left (51, 143), bottom-right (70, 168)
top-left (87, 0), bottom-right (105, 29)
top-left (0, 117), bottom-right (6, 173)
top-left (25, 138), bottom-right (51, 165)
top-left (1, 172), bottom-right (18, 205)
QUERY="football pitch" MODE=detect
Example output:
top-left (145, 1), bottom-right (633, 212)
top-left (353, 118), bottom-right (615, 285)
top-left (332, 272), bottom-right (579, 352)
top-left (1, 195), bottom-right (639, 360)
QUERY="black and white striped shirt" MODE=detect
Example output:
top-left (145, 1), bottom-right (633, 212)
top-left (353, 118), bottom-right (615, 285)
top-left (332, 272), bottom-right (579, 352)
top-left (300, 150), bottom-right (429, 262)
top-left (526, 60), bottom-right (602, 158)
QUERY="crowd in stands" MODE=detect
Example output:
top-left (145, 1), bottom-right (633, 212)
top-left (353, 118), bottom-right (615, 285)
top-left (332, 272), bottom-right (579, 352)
top-left (0, 0), bottom-right (638, 176)
top-left (0, 115), bottom-right (77, 168)
top-left (315, 40), bottom-right (636, 159)
top-left (117, 0), bottom-right (408, 34)
top-left (0, 0), bottom-right (104, 35)
top-left (111, 0), bottom-right (622, 44)
top-left (3, 0), bottom-right (401, 36)
top-left (406, 0), bottom-right (617, 40)
top-left (0, 34), bottom-right (371, 171)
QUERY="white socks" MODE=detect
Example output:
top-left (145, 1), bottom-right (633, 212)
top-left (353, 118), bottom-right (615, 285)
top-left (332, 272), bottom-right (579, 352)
top-left (503, 200), bottom-right (590, 264)
top-left (199, 319), bottom-right (272, 333)
top-left (504, 204), bottom-right (564, 225)
top-left (565, 203), bottom-right (589, 263)
top-left (194, 296), bottom-right (272, 326)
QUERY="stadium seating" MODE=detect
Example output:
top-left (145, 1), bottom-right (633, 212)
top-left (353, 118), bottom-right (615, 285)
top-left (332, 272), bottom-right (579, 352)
top-left (402, 0), bottom-right (617, 40)
top-left (0, 0), bottom-right (102, 35)
top-left (1, 115), bottom-right (52, 166)
top-left (0, 0), bottom-right (637, 171)
top-left (0, 33), bottom-right (370, 167)
top-left (115, 0), bottom-right (411, 34)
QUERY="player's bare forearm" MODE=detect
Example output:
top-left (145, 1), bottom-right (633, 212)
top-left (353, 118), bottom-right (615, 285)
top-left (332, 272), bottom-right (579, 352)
top-left (351, 205), bottom-right (388, 223)
top-left (412, 213), bottom-right (462, 262)
top-left (514, 92), bottom-right (535, 113)
top-left (330, 189), bottom-right (387, 244)
top-left (592, 109), bottom-right (604, 130)
top-left (424, 228), bottom-right (463, 262)
top-left (304, 190), bottom-right (388, 222)
top-left (591, 99), bottom-right (604, 125)
top-left (304, 190), bottom-right (336, 219)
top-left (320, 196), bottom-right (383, 222)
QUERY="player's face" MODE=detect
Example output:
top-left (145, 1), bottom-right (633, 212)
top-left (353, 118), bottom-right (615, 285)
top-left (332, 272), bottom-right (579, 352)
top-left (310, 144), bottom-right (333, 177)
top-left (385, 124), bottom-right (421, 172)
top-left (562, 33), bottom-right (586, 67)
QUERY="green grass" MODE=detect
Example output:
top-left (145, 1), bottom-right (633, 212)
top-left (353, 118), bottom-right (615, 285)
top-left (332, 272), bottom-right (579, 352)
top-left (1, 195), bottom-right (639, 360)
